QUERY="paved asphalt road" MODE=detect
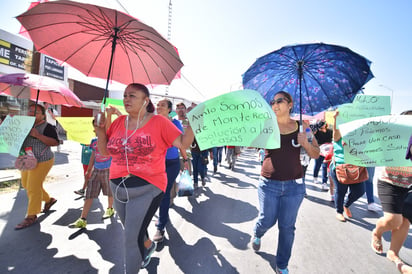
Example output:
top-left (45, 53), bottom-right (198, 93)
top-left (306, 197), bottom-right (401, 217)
top-left (0, 141), bottom-right (411, 273)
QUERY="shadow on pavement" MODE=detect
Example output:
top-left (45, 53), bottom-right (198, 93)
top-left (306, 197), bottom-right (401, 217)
top-left (148, 221), bottom-right (239, 274)
top-left (173, 187), bottom-right (258, 250)
top-left (0, 191), bottom-right (97, 273)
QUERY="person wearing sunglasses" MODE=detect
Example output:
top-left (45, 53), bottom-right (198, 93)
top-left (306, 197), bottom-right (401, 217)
top-left (251, 91), bottom-right (320, 274)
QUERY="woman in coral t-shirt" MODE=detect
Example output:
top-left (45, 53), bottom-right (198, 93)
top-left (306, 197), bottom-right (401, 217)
top-left (95, 83), bottom-right (194, 273)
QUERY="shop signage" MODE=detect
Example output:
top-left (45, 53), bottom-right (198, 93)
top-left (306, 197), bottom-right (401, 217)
top-left (43, 55), bottom-right (65, 80)
top-left (0, 39), bottom-right (32, 71)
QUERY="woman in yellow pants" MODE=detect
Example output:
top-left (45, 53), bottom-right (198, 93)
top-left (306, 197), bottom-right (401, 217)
top-left (15, 104), bottom-right (59, 230)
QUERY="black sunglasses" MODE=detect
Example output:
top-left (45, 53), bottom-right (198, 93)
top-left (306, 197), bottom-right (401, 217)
top-left (270, 97), bottom-right (289, 105)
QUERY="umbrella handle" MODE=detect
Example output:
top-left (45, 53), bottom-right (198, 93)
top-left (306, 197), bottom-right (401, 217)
top-left (291, 139), bottom-right (301, 148)
top-left (291, 124), bottom-right (303, 147)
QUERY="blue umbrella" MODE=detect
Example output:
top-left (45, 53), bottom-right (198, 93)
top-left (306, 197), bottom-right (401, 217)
top-left (242, 42), bottom-right (374, 127)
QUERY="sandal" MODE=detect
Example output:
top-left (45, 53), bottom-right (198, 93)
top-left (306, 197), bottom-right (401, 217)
top-left (344, 206), bottom-right (352, 218)
top-left (42, 198), bottom-right (57, 213)
top-left (15, 216), bottom-right (37, 230)
top-left (371, 229), bottom-right (383, 254)
top-left (336, 213), bottom-right (346, 222)
top-left (394, 259), bottom-right (404, 272)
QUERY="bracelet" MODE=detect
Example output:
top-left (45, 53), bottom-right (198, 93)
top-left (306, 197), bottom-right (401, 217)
top-left (182, 158), bottom-right (188, 162)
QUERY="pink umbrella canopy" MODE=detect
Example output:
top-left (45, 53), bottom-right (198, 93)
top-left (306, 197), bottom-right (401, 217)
top-left (0, 73), bottom-right (83, 107)
top-left (16, 0), bottom-right (184, 106)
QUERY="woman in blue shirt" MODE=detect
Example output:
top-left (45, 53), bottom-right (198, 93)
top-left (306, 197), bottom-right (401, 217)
top-left (154, 98), bottom-right (189, 242)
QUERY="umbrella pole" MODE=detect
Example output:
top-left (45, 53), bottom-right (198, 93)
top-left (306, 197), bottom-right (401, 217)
top-left (34, 89), bottom-right (40, 116)
top-left (291, 61), bottom-right (304, 148)
top-left (298, 61), bottom-right (303, 132)
top-left (102, 27), bottom-right (119, 113)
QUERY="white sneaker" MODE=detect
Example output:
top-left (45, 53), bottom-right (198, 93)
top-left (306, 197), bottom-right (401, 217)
top-left (321, 183), bottom-right (329, 191)
top-left (367, 203), bottom-right (381, 212)
top-left (313, 177), bottom-right (319, 184)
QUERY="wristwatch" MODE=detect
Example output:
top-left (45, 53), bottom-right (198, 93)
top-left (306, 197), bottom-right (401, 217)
top-left (182, 158), bottom-right (188, 162)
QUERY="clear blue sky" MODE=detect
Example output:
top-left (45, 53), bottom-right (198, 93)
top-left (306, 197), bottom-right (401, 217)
top-left (1, 0), bottom-right (411, 113)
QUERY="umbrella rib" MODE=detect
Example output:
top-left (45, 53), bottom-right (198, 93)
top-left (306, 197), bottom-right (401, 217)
top-left (123, 28), bottom-right (182, 64)
top-left (121, 39), bottom-right (182, 83)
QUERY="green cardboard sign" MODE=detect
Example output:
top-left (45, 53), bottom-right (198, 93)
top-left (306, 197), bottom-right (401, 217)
top-left (336, 95), bottom-right (391, 127)
top-left (0, 115), bottom-right (35, 156)
top-left (339, 115), bottom-right (412, 167)
top-left (187, 89), bottom-right (280, 151)
top-left (105, 98), bottom-right (126, 114)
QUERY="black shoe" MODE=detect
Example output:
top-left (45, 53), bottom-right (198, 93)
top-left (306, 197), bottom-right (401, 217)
top-left (213, 166), bottom-right (217, 173)
top-left (201, 178), bottom-right (206, 186)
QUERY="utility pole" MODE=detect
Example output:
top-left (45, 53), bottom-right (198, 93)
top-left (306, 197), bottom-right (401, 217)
top-left (165, 0), bottom-right (173, 96)
top-left (379, 84), bottom-right (394, 110)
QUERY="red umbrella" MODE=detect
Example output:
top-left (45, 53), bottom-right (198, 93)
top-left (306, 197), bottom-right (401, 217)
top-left (0, 73), bottom-right (83, 107)
top-left (16, 0), bottom-right (184, 107)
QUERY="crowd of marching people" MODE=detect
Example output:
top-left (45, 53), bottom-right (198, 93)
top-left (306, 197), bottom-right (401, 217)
top-left (8, 86), bottom-right (412, 274)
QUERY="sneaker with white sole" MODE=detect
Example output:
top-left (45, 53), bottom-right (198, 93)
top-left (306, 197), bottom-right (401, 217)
top-left (74, 189), bottom-right (85, 196)
top-left (252, 236), bottom-right (261, 252)
top-left (367, 203), bottom-right (381, 212)
top-left (153, 229), bottom-right (165, 242)
top-left (321, 183), bottom-right (329, 191)
top-left (69, 218), bottom-right (87, 228)
top-left (141, 241), bottom-right (157, 268)
top-left (313, 177), bottom-right (319, 184)
top-left (102, 208), bottom-right (115, 219)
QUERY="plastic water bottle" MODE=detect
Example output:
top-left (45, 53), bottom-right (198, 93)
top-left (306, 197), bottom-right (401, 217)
top-left (300, 128), bottom-right (312, 166)
top-left (305, 128), bottom-right (313, 143)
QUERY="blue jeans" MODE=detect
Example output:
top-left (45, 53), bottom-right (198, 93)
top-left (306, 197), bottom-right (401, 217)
top-left (364, 167), bottom-right (376, 204)
top-left (217, 146), bottom-right (223, 164)
top-left (313, 155), bottom-right (327, 183)
top-left (212, 147), bottom-right (218, 168)
top-left (254, 176), bottom-right (305, 269)
top-left (330, 168), bottom-right (365, 214)
top-left (212, 147), bottom-right (223, 167)
top-left (157, 158), bottom-right (180, 230)
top-left (191, 150), bottom-right (208, 185)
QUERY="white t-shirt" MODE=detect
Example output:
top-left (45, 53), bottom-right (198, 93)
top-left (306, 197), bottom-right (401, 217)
top-left (45, 108), bottom-right (58, 126)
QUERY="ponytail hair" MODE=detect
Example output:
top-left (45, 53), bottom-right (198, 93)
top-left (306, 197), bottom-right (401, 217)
top-left (146, 99), bottom-right (155, 113)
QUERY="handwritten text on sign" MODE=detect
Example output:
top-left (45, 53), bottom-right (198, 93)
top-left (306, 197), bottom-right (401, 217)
top-left (0, 115), bottom-right (35, 156)
top-left (336, 95), bottom-right (391, 126)
top-left (187, 89), bottom-right (280, 151)
top-left (57, 117), bottom-right (94, 144)
top-left (339, 115), bottom-right (412, 167)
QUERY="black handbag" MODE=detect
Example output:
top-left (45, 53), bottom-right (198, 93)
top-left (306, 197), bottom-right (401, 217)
top-left (202, 156), bottom-right (209, 166)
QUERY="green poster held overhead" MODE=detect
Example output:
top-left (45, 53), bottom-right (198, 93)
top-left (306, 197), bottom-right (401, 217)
top-left (336, 94), bottom-right (391, 127)
top-left (339, 115), bottom-right (412, 167)
top-left (187, 89), bottom-right (280, 151)
top-left (0, 115), bottom-right (35, 156)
